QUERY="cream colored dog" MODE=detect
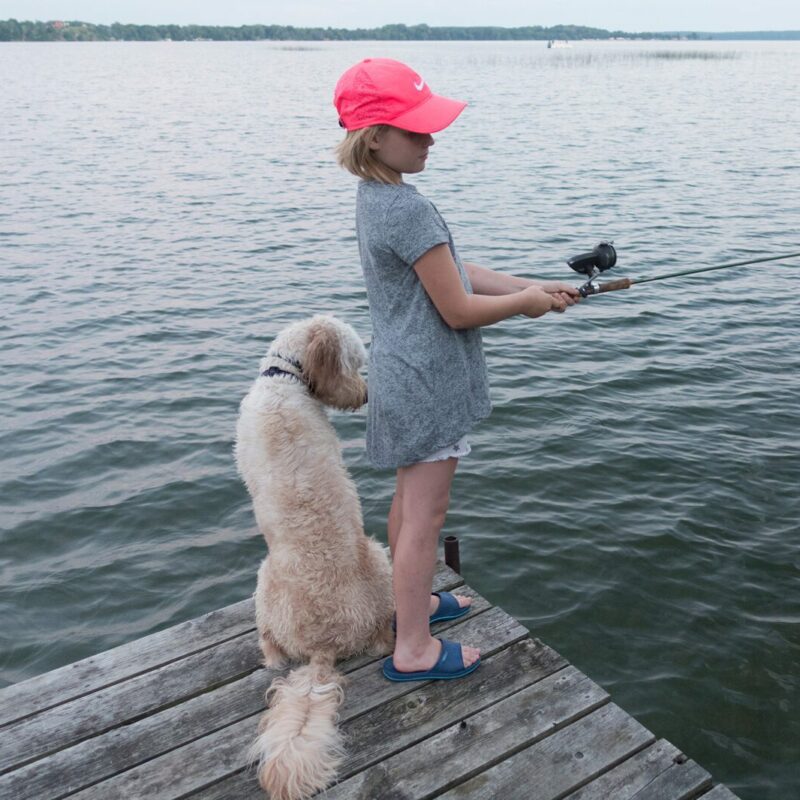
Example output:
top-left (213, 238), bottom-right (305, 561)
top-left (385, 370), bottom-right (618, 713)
top-left (235, 314), bottom-right (394, 800)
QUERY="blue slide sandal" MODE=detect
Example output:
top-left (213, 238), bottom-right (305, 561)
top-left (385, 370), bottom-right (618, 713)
top-left (430, 591), bottom-right (471, 623)
top-left (391, 591), bottom-right (470, 632)
top-left (383, 638), bottom-right (481, 682)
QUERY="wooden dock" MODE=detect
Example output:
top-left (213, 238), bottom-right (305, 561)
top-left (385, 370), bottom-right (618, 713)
top-left (0, 561), bottom-right (741, 799)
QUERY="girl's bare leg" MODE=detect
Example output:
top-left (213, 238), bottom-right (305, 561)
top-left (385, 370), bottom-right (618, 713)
top-left (387, 484), bottom-right (403, 561)
top-left (388, 471), bottom-right (473, 618)
top-left (390, 458), bottom-right (480, 672)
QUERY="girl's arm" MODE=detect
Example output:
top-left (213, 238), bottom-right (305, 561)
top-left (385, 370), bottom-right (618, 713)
top-left (464, 261), bottom-right (579, 300)
top-left (414, 244), bottom-right (567, 329)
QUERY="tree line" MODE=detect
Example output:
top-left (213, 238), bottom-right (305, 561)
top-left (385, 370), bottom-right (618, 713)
top-left (0, 20), bottom-right (680, 42)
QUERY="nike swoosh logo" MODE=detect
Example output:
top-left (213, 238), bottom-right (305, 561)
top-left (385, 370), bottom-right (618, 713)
top-left (414, 78), bottom-right (425, 91)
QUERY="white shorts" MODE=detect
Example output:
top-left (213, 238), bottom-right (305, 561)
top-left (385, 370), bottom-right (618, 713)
top-left (418, 435), bottom-right (471, 463)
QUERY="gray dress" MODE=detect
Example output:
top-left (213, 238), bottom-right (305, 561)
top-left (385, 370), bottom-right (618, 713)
top-left (356, 180), bottom-right (491, 469)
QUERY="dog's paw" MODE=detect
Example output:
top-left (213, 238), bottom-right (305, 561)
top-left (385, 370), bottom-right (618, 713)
top-left (369, 624), bottom-right (396, 656)
top-left (260, 638), bottom-right (289, 669)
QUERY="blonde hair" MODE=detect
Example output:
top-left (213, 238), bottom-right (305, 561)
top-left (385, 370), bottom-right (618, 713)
top-left (335, 125), bottom-right (401, 185)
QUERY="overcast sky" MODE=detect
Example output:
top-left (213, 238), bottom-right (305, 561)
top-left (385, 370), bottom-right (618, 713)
top-left (1, 0), bottom-right (798, 32)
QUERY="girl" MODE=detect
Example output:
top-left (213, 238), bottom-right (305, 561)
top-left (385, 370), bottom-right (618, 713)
top-left (333, 58), bottom-right (579, 682)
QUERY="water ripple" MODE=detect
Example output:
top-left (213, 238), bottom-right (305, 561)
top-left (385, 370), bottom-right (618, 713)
top-left (1, 39), bottom-right (799, 800)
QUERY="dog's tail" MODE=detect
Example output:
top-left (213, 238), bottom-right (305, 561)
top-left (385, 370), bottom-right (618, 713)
top-left (248, 654), bottom-right (346, 800)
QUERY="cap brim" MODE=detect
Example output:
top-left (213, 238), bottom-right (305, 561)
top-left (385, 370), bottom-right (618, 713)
top-left (389, 93), bottom-right (467, 134)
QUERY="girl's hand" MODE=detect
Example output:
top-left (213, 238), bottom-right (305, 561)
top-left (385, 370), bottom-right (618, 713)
top-left (538, 281), bottom-right (581, 306)
top-left (520, 286), bottom-right (566, 317)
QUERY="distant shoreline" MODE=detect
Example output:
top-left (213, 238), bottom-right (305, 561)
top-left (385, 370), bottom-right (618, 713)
top-left (2, 19), bottom-right (799, 42)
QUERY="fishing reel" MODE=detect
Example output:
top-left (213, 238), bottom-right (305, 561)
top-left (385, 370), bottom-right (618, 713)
top-left (563, 245), bottom-right (799, 299)
top-left (568, 241), bottom-right (617, 296)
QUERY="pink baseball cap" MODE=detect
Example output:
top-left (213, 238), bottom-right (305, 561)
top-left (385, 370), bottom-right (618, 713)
top-left (333, 58), bottom-right (467, 134)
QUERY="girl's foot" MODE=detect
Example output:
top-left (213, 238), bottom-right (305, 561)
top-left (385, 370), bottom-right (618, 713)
top-left (430, 592), bottom-right (471, 615)
top-left (392, 635), bottom-right (480, 673)
top-left (391, 591), bottom-right (473, 633)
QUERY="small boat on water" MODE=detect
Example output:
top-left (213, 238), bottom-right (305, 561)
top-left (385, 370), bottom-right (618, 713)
top-left (547, 39), bottom-right (572, 49)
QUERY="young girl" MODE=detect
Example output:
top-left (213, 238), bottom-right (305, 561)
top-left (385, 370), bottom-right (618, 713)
top-left (333, 58), bottom-right (579, 682)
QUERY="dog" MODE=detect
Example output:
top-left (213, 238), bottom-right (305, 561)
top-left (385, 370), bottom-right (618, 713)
top-left (235, 314), bottom-right (395, 800)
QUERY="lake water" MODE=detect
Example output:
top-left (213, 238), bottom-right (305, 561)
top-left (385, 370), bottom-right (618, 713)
top-left (1, 39), bottom-right (799, 799)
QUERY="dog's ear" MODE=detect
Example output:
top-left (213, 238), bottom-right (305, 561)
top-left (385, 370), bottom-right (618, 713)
top-left (304, 320), bottom-right (341, 404)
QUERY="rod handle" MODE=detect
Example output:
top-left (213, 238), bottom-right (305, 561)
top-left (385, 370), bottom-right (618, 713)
top-left (597, 278), bottom-right (632, 293)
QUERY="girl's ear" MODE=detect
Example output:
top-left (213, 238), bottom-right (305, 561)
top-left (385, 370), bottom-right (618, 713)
top-left (367, 131), bottom-right (381, 151)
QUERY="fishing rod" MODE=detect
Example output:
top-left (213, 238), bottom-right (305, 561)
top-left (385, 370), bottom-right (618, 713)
top-left (567, 242), bottom-right (800, 297)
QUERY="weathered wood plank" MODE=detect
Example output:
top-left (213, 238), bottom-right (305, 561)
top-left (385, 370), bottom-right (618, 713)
top-left (67, 605), bottom-right (525, 800)
top-left (625, 758), bottom-right (712, 800)
top-left (0, 599), bottom-right (255, 728)
top-left (339, 637), bottom-right (568, 777)
top-left (565, 739), bottom-right (688, 799)
top-left (434, 704), bottom-right (655, 800)
top-left (0, 561), bottom-right (463, 731)
top-left (699, 786), bottom-right (741, 799)
top-left (1, 589), bottom-right (487, 800)
top-left (323, 665), bottom-right (611, 799)
top-left (0, 568), bottom-right (471, 797)
top-left (0, 564), bottom-right (744, 800)
top-left (0, 667), bottom-right (266, 800)
top-left (193, 635), bottom-right (567, 800)
top-left (335, 605), bottom-right (526, 720)
top-left (0, 629), bottom-right (262, 774)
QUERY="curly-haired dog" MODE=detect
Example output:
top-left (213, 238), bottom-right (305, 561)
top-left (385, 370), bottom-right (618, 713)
top-left (235, 314), bottom-right (395, 800)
